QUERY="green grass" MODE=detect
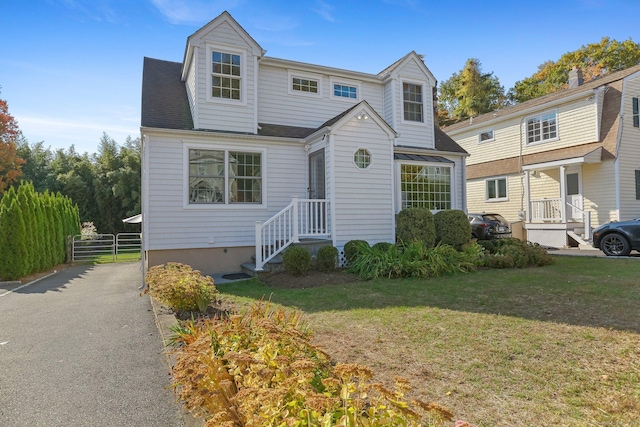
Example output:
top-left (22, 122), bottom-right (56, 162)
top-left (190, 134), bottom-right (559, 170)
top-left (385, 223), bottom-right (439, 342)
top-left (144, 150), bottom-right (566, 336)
top-left (216, 256), bottom-right (640, 426)
top-left (75, 252), bottom-right (141, 264)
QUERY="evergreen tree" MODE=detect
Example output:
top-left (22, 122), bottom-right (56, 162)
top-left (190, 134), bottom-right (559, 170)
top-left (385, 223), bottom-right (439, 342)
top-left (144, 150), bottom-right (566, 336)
top-left (438, 58), bottom-right (508, 125)
top-left (0, 198), bottom-right (28, 280)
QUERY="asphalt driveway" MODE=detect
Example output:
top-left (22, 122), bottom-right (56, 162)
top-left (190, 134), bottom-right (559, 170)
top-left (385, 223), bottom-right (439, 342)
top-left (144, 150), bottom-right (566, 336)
top-left (0, 262), bottom-right (184, 427)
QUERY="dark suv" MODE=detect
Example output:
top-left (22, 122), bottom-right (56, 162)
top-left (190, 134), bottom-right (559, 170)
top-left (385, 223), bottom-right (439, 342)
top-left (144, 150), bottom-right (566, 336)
top-left (468, 213), bottom-right (512, 240)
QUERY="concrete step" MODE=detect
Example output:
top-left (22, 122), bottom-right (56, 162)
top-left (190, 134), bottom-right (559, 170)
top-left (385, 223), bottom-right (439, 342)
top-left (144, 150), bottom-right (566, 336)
top-left (567, 230), bottom-right (589, 246)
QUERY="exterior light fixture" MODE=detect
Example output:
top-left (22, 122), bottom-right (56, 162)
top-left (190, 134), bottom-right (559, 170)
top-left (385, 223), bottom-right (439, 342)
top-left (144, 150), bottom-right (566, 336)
top-left (357, 111), bottom-right (369, 120)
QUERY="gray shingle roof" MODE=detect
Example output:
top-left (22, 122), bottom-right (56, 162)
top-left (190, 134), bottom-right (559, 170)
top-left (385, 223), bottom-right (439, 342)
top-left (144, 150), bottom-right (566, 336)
top-left (141, 58), bottom-right (194, 130)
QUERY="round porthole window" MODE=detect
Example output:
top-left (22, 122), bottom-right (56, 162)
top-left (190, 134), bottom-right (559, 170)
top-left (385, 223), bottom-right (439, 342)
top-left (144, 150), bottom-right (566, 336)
top-left (354, 149), bottom-right (371, 169)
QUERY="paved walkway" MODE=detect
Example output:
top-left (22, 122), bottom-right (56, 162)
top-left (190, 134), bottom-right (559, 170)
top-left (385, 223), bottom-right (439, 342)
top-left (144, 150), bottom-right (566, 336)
top-left (0, 262), bottom-right (185, 427)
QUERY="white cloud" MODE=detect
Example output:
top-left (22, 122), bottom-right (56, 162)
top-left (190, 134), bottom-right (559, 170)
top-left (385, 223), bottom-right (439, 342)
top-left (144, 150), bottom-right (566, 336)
top-left (150, 0), bottom-right (244, 25)
top-left (312, 0), bottom-right (336, 23)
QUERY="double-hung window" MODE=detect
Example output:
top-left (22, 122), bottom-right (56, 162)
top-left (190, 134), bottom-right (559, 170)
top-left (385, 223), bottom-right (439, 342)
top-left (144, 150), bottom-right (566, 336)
top-left (400, 164), bottom-right (451, 210)
top-left (211, 51), bottom-right (241, 100)
top-left (403, 83), bottom-right (423, 122)
top-left (486, 177), bottom-right (507, 201)
top-left (527, 111), bottom-right (557, 144)
top-left (189, 149), bottom-right (261, 204)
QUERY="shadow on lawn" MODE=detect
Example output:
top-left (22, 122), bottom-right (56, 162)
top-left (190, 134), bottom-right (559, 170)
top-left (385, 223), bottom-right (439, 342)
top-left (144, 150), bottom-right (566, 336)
top-left (218, 257), bottom-right (640, 334)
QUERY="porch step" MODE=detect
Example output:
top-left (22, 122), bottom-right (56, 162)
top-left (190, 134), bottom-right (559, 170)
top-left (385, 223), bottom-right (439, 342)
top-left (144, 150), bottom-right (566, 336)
top-left (567, 230), bottom-right (589, 246)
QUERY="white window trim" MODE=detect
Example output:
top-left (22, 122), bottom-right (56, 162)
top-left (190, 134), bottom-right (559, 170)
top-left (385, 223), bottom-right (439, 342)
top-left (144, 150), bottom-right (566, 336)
top-left (485, 176), bottom-right (508, 202)
top-left (352, 148), bottom-right (373, 170)
top-left (182, 142), bottom-right (267, 210)
top-left (478, 128), bottom-right (495, 143)
top-left (288, 70), bottom-right (323, 98)
top-left (205, 43), bottom-right (247, 106)
top-left (330, 77), bottom-right (361, 102)
top-left (525, 109), bottom-right (559, 146)
top-left (395, 160), bottom-right (453, 212)
top-left (400, 79), bottom-right (428, 127)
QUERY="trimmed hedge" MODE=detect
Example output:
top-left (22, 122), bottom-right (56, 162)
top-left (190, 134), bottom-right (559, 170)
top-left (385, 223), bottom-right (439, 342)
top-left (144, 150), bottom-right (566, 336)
top-left (315, 245), bottom-right (338, 272)
top-left (434, 209), bottom-right (471, 250)
top-left (283, 246), bottom-right (312, 276)
top-left (396, 207), bottom-right (436, 248)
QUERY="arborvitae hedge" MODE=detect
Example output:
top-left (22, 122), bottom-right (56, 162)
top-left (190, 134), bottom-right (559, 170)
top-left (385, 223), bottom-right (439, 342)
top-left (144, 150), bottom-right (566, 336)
top-left (0, 182), bottom-right (80, 280)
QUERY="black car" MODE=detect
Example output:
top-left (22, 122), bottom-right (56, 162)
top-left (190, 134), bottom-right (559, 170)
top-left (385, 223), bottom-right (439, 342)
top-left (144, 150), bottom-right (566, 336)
top-left (468, 213), bottom-right (512, 240)
top-left (591, 217), bottom-right (640, 256)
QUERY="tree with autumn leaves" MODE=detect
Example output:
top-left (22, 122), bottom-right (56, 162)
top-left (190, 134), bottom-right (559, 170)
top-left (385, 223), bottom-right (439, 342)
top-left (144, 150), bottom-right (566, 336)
top-left (438, 37), bottom-right (640, 126)
top-left (0, 90), bottom-right (24, 193)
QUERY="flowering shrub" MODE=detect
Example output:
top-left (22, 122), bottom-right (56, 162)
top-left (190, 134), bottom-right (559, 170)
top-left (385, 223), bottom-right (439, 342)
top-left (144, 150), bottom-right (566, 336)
top-left (80, 221), bottom-right (98, 240)
top-left (145, 262), bottom-right (217, 312)
top-left (171, 300), bottom-right (455, 426)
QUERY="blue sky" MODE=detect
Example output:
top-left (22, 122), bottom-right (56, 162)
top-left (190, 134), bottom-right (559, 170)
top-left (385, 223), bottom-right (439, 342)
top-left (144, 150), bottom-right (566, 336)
top-left (2, 0), bottom-right (639, 154)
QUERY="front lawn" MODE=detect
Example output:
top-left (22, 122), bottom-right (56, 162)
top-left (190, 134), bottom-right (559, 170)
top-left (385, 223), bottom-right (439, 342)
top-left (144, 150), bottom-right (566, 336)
top-left (217, 256), bottom-right (640, 426)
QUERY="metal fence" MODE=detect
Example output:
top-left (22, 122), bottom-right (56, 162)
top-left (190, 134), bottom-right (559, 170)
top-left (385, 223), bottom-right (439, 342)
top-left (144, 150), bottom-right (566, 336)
top-left (72, 233), bottom-right (141, 263)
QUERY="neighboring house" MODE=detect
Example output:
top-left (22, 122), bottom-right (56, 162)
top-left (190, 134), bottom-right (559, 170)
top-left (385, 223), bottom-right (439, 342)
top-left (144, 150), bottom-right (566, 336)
top-left (444, 65), bottom-right (640, 248)
top-left (140, 11), bottom-right (468, 275)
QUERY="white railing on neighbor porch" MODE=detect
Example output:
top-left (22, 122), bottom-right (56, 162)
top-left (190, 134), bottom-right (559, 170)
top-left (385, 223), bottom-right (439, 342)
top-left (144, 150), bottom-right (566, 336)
top-left (529, 198), bottom-right (592, 241)
top-left (255, 197), bottom-right (330, 271)
top-left (530, 198), bottom-right (562, 221)
top-left (566, 201), bottom-right (592, 241)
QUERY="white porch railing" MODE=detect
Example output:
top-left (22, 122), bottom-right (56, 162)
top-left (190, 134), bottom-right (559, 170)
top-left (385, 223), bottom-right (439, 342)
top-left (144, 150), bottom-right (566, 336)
top-left (255, 197), bottom-right (330, 271)
top-left (529, 198), bottom-right (592, 241)
top-left (530, 198), bottom-right (562, 221)
top-left (566, 201), bottom-right (592, 241)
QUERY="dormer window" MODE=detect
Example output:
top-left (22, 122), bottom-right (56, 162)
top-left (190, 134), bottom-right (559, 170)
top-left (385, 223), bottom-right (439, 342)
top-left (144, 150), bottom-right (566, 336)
top-left (211, 51), bottom-right (241, 100)
top-left (526, 110), bottom-right (557, 144)
top-left (403, 82), bottom-right (423, 122)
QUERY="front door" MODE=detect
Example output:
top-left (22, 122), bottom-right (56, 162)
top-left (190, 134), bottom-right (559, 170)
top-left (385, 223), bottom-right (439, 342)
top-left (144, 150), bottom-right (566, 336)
top-left (308, 149), bottom-right (326, 233)
top-left (566, 170), bottom-right (582, 221)
top-left (309, 149), bottom-right (325, 199)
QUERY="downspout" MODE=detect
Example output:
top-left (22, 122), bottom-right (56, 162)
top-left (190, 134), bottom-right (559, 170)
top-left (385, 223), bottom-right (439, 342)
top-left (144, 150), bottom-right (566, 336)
top-left (328, 133), bottom-right (337, 247)
top-left (139, 134), bottom-right (150, 289)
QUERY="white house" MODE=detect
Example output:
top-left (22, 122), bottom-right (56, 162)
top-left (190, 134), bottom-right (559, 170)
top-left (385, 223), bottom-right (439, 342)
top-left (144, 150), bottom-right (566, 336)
top-left (444, 65), bottom-right (640, 248)
top-left (140, 11), bottom-right (468, 275)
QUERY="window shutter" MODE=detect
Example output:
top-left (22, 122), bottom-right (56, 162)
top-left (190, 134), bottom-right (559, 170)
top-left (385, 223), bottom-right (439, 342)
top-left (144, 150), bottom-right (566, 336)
top-left (633, 97), bottom-right (639, 128)
top-left (636, 170), bottom-right (640, 200)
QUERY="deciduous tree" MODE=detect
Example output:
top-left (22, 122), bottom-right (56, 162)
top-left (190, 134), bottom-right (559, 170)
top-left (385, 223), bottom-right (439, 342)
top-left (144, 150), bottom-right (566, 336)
top-left (509, 37), bottom-right (640, 103)
top-left (0, 93), bottom-right (24, 193)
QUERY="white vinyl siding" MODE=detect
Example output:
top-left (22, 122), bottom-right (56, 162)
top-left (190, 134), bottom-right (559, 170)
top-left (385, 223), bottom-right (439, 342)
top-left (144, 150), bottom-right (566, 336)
top-left (332, 118), bottom-right (395, 246)
top-left (581, 162), bottom-right (618, 227)
top-left (257, 64), bottom-right (383, 129)
top-left (452, 98), bottom-right (598, 166)
top-left (145, 132), bottom-right (307, 250)
top-left (466, 174), bottom-right (522, 223)
top-left (189, 20), bottom-right (255, 133)
top-left (617, 73), bottom-right (640, 220)
top-left (392, 58), bottom-right (435, 149)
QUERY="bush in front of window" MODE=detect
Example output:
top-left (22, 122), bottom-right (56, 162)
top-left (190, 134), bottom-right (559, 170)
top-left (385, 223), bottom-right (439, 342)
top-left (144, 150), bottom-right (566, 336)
top-left (343, 240), bottom-right (369, 264)
top-left (283, 246), bottom-right (312, 276)
top-left (315, 245), bottom-right (339, 272)
top-left (395, 207), bottom-right (436, 248)
top-left (434, 209), bottom-right (472, 250)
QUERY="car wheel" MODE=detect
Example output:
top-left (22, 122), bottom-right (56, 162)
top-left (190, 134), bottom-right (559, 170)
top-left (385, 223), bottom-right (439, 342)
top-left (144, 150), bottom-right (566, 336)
top-left (600, 233), bottom-right (631, 256)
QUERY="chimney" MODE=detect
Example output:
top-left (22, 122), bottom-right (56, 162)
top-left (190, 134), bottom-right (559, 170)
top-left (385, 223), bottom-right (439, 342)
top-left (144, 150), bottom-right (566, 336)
top-left (568, 66), bottom-right (584, 88)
